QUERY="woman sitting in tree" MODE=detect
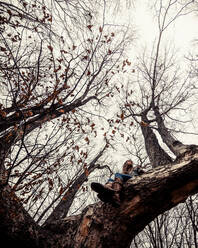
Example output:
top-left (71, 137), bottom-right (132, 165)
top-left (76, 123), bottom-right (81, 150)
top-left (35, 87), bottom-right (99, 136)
top-left (91, 160), bottom-right (144, 206)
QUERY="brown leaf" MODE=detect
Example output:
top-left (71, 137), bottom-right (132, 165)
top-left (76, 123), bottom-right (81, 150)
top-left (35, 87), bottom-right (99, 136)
top-left (91, 123), bottom-right (95, 129)
top-left (0, 47), bottom-right (6, 52)
top-left (120, 112), bottom-right (124, 121)
top-left (54, 65), bottom-right (61, 72)
top-left (23, 2), bottom-right (28, 8)
top-left (87, 25), bottom-right (93, 31)
top-left (59, 186), bottom-right (64, 195)
top-left (82, 55), bottom-right (88, 60)
top-left (0, 110), bottom-right (6, 118)
top-left (72, 45), bottom-right (77, 50)
top-left (75, 146), bottom-right (79, 152)
top-left (85, 137), bottom-right (90, 144)
top-left (140, 121), bottom-right (149, 127)
top-left (58, 99), bottom-right (63, 105)
top-left (59, 109), bottom-right (65, 113)
top-left (126, 59), bottom-right (131, 66)
top-left (47, 45), bottom-right (53, 52)
top-left (84, 167), bottom-right (89, 177)
top-left (27, 111), bottom-right (33, 116)
top-left (7, 9), bottom-right (12, 15)
top-left (48, 178), bottom-right (53, 187)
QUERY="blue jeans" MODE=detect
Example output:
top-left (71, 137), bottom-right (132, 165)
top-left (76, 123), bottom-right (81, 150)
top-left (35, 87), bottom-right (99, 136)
top-left (108, 173), bottom-right (132, 183)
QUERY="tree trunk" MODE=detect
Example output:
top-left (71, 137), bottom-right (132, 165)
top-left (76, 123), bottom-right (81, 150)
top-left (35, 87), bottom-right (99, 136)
top-left (0, 185), bottom-right (48, 247)
top-left (152, 106), bottom-right (195, 158)
top-left (1, 149), bottom-right (198, 247)
top-left (140, 113), bottom-right (172, 167)
top-left (153, 106), bottom-right (180, 154)
top-left (42, 146), bottom-right (106, 224)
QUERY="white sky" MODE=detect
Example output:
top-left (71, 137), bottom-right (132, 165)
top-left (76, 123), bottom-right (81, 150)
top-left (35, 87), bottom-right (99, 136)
top-left (133, 1), bottom-right (198, 53)
top-left (103, 1), bottom-right (198, 164)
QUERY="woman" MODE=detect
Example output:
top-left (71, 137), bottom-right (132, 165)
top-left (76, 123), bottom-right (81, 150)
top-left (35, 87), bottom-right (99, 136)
top-left (91, 160), bottom-right (144, 206)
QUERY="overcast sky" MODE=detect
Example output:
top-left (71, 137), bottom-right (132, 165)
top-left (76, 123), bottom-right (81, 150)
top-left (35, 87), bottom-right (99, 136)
top-left (102, 1), bottom-right (198, 165)
top-left (132, 1), bottom-right (198, 53)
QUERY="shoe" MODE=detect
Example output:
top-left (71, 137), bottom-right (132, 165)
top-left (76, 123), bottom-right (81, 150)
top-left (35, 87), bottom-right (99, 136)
top-left (91, 182), bottom-right (115, 194)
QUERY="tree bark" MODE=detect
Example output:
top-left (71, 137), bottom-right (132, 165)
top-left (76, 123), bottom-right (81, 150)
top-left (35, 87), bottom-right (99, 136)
top-left (0, 185), bottom-right (49, 247)
top-left (152, 106), bottom-right (196, 158)
top-left (1, 148), bottom-right (198, 247)
top-left (42, 146), bottom-right (106, 225)
top-left (140, 112), bottom-right (172, 167)
top-left (153, 106), bottom-right (180, 155)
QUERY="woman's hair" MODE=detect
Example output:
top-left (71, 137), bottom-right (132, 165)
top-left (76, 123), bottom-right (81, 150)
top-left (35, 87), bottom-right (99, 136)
top-left (122, 160), bottom-right (133, 174)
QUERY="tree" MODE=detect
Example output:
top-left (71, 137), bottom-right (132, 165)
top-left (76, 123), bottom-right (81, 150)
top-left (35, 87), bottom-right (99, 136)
top-left (0, 0), bottom-right (130, 222)
top-left (117, 0), bottom-right (198, 247)
top-left (1, 0), bottom-right (198, 248)
top-left (131, 195), bottom-right (198, 248)
top-left (1, 146), bottom-right (198, 247)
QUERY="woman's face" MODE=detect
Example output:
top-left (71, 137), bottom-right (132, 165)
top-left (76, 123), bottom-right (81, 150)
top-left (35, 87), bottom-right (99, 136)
top-left (123, 160), bottom-right (133, 174)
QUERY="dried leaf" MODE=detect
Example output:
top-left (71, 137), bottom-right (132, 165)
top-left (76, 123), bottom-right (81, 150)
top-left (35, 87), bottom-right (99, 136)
top-left (84, 167), bottom-right (89, 177)
top-left (48, 178), bottom-right (53, 190)
top-left (47, 45), bottom-right (53, 52)
top-left (59, 187), bottom-right (64, 195)
top-left (27, 111), bottom-right (33, 116)
top-left (0, 110), bottom-right (6, 118)
top-left (85, 137), bottom-right (90, 144)
top-left (72, 45), bottom-right (77, 50)
top-left (82, 55), bottom-right (88, 60)
top-left (87, 25), bottom-right (93, 31)
top-left (0, 47), bottom-right (6, 52)
top-left (120, 112), bottom-right (124, 121)
top-left (91, 123), bottom-right (95, 129)
top-left (140, 121), bottom-right (149, 127)
top-left (58, 99), bottom-right (63, 105)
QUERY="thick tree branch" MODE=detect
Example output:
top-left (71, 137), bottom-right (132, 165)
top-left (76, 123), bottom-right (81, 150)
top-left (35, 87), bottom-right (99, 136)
top-left (153, 106), bottom-right (180, 155)
top-left (1, 149), bottom-right (198, 247)
top-left (43, 149), bottom-right (198, 248)
top-left (41, 145), bottom-right (107, 225)
top-left (152, 106), bottom-right (196, 159)
top-left (140, 111), bottom-right (172, 167)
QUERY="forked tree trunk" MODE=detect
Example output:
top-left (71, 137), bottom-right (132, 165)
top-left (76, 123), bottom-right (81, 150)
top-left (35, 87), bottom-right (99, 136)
top-left (140, 113), bottom-right (172, 167)
top-left (1, 149), bottom-right (198, 248)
